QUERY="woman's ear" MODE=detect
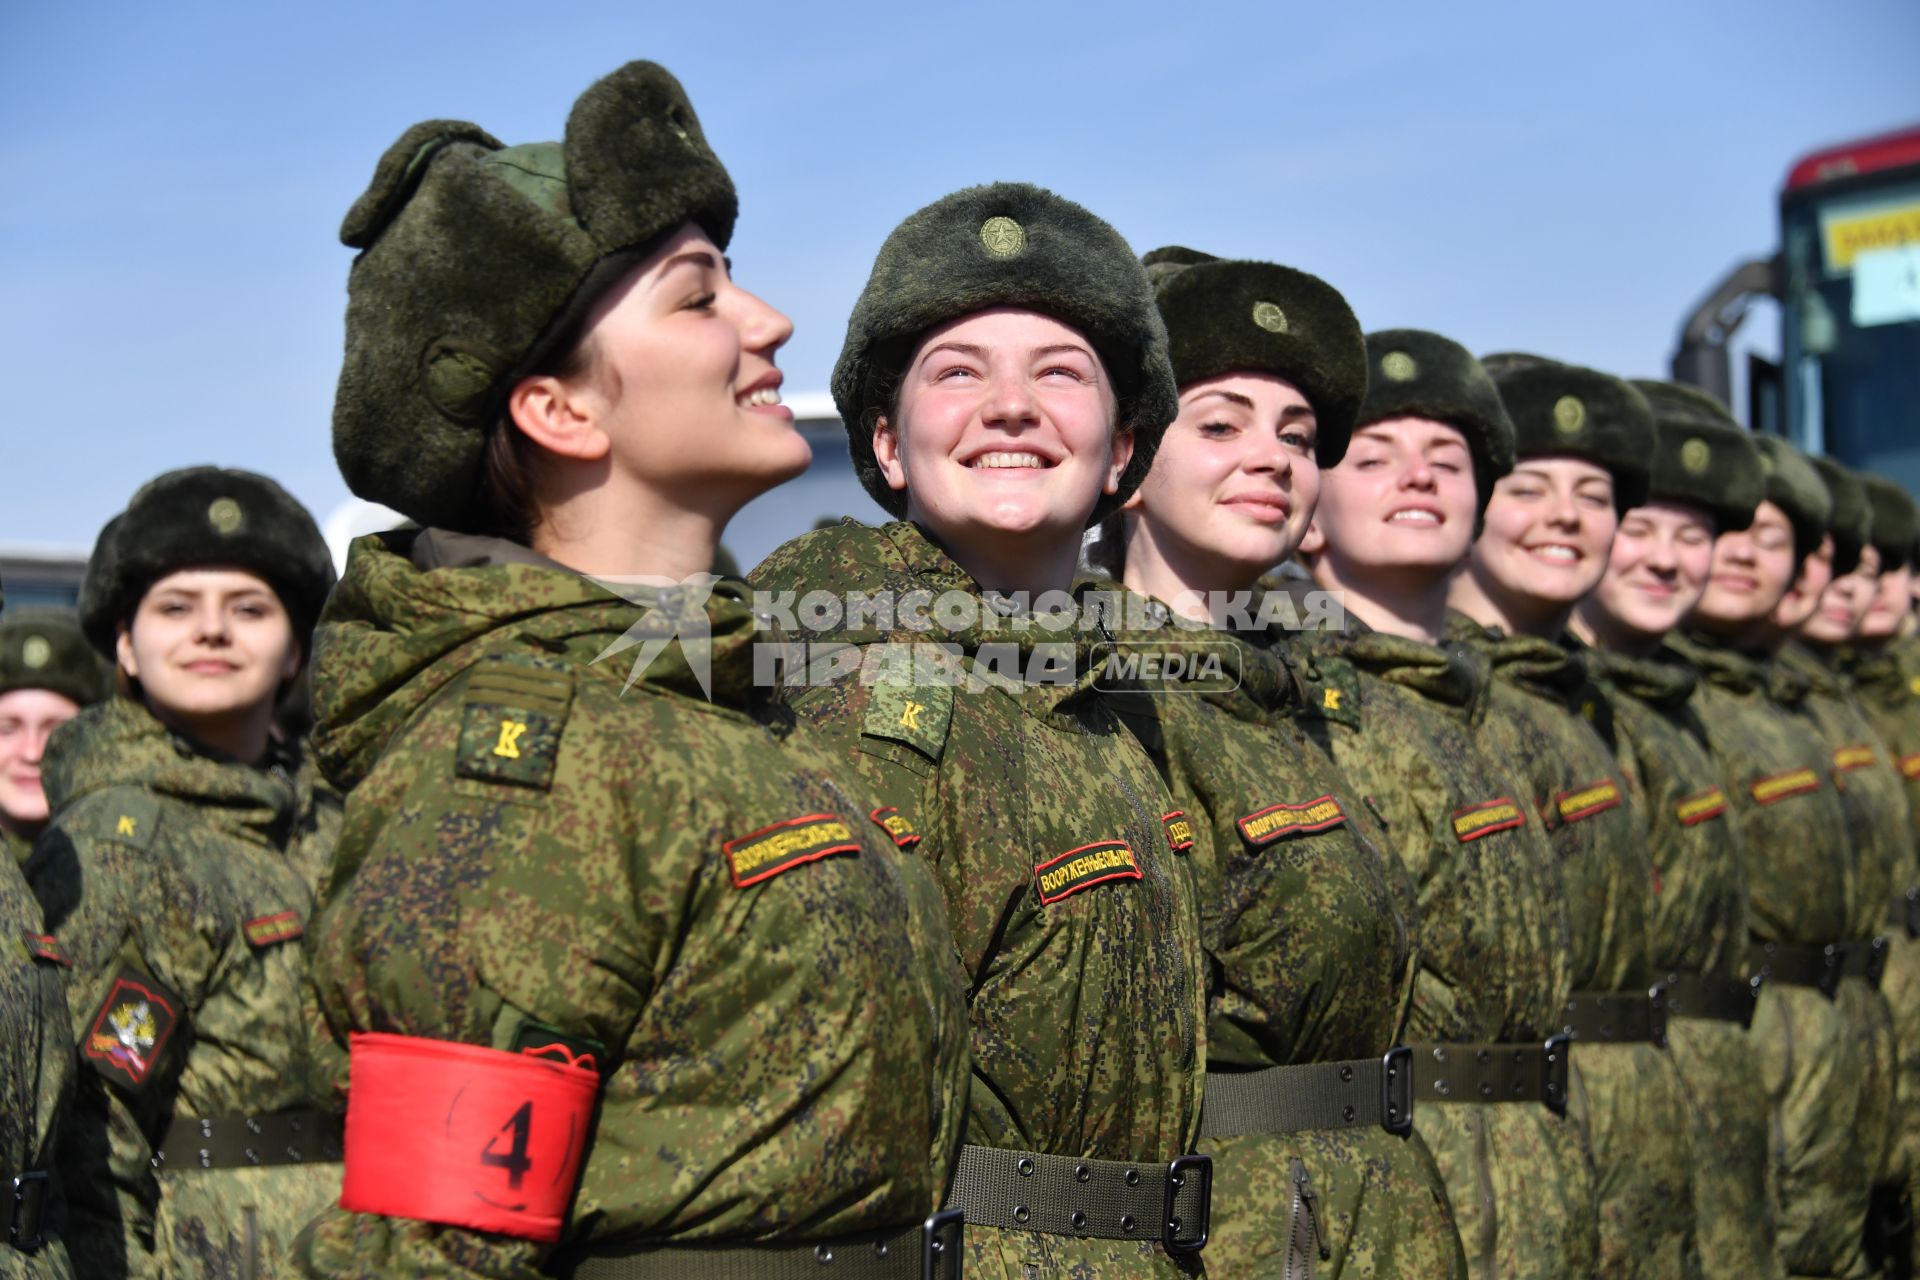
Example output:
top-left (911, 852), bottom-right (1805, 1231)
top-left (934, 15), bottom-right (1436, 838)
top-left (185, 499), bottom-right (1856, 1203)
top-left (872, 416), bottom-right (910, 492)
top-left (114, 622), bottom-right (139, 682)
top-left (1104, 427), bottom-right (1137, 496)
top-left (508, 373), bottom-right (613, 463)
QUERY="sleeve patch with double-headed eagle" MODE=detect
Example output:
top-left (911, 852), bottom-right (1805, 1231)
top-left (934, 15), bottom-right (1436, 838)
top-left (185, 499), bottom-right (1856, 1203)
top-left (868, 805), bottom-right (922, 849)
top-left (723, 814), bottom-right (859, 889)
top-left (1162, 810), bottom-right (1195, 853)
top-left (1452, 797), bottom-right (1526, 843)
top-left (1751, 768), bottom-right (1820, 805)
top-left (1674, 786), bottom-right (1729, 826)
top-left (84, 965), bottom-right (182, 1093)
top-left (1555, 779), bottom-right (1623, 824)
top-left (1236, 795), bottom-right (1346, 847)
top-left (1034, 840), bottom-right (1142, 906)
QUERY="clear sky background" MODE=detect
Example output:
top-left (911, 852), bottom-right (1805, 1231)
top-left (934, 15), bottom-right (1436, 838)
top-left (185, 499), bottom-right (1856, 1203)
top-left (4, 0), bottom-right (1917, 559)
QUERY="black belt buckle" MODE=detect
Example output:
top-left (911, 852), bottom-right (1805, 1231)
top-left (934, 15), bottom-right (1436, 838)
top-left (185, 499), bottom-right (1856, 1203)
top-left (1646, 984), bottom-right (1669, 1050)
top-left (1869, 936), bottom-right (1890, 987)
top-left (1381, 1045), bottom-right (1414, 1137)
top-left (1541, 1034), bottom-right (1571, 1116)
top-left (921, 1206), bottom-right (964, 1280)
top-left (8, 1170), bottom-right (48, 1251)
top-left (1162, 1153), bottom-right (1211, 1254)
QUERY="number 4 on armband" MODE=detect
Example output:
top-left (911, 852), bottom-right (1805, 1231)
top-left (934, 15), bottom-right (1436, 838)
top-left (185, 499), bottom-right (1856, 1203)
top-left (481, 1101), bottom-right (535, 1190)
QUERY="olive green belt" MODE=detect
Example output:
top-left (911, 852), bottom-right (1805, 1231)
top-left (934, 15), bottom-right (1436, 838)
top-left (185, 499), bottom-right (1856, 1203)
top-left (1404, 1038), bottom-right (1571, 1114)
top-left (151, 1109), bottom-right (341, 1171)
top-left (1657, 971), bottom-right (1763, 1028)
top-left (1894, 888), bottom-right (1920, 939)
top-left (1749, 938), bottom-right (1888, 997)
top-left (1558, 990), bottom-right (1667, 1047)
top-left (557, 1211), bottom-right (964, 1280)
top-left (5, 1169), bottom-right (48, 1252)
top-left (946, 1144), bottom-right (1211, 1254)
top-left (1198, 1048), bottom-right (1413, 1138)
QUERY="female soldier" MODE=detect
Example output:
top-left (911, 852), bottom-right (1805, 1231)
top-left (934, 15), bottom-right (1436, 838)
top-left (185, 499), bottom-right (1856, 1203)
top-left (1299, 331), bottom-right (1597, 1279)
top-left (1445, 358), bottom-right (1699, 1277)
top-left (2, 587), bottom-right (78, 1279)
top-left (294, 62), bottom-right (969, 1279)
top-left (1088, 248), bottom-right (1466, 1277)
top-left (754, 184), bottom-right (1209, 1278)
top-left (1666, 437), bottom-right (1881, 1279)
top-left (1779, 459), bottom-right (1915, 1271)
top-left (26, 467), bottom-right (340, 1279)
top-left (1566, 383), bottom-right (1784, 1278)
top-left (0, 611), bottom-right (107, 866)
top-left (1846, 475), bottom-right (1920, 1279)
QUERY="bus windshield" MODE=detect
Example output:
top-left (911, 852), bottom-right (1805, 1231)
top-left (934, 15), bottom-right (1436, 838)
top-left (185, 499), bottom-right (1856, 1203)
top-left (1781, 173), bottom-right (1920, 490)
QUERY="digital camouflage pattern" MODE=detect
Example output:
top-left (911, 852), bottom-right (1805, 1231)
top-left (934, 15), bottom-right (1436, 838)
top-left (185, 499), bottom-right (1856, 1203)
top-left (1847, 631), bottom-right (1920, 1276)
top-left (4, 825), bottom-right (31, 867)
top-left (754, 522), bottom-right (1205, 1279)
top-left (1582, 643), bottom-right (1784, 1280)
top-left (1777, 641), bottom-right (1915, 1259)
top-left (2, 844), bottom-right (74, 1278)
top-left (1296, 619), bottom-right (1597, 1280)
top-left (1103, 591), bottom-right (1465, 1278)
top-left (293, 530), bottom-right (970, 1277)
top-left (1444, 619), bottom-right (1695, 1280)
top-left (1667, 630), bottom-right (1876, 1279)
top-left (26, 696), bottom-right (342, 1279)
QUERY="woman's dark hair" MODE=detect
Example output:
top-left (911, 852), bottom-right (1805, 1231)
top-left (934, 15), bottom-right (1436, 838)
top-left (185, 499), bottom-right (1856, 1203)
top-left (1085, 510), bottom-right (1129, 578)
top-left (472, 319), bottom-right (602, 545)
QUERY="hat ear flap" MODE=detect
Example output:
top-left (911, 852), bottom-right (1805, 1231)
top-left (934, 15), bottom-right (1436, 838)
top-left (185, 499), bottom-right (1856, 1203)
top-left (563, 60), bottom-right (737, 250)
top-left (341, 120), bottom-right (504, 249)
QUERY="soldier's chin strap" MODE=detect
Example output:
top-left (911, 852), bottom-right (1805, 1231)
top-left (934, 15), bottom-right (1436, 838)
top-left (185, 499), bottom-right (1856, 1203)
top-left (340, 1032), bottom-right (600, 1243)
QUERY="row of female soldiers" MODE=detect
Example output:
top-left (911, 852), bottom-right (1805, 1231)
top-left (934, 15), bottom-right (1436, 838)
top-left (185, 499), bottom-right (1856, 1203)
top-left (5, 57), bottom-right (1920, 1280)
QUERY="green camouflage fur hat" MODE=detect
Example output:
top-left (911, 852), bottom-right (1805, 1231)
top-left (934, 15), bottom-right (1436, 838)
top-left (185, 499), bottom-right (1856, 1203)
top-left (1861, 474), bottom-right (1918, 570)
top-left (333, 61), bottom-right (737, 531)
top-left (1750, 436), bottom-right (1832, 563)
top-left (0, 608), bottom-right (109, 707)
top-left (1354, 330), bottom-right (1515, 514)
top-left (832, 181), bottom-right (1177, 525)
top-left (1627, 381), bottom-right (1764, 533)
top-left (1140, 246), bottom-right (1365, 466)
top-left (78, 467), bottom-right (335, 658)
top-left (1484, 356), bottom-right (1653, 513)
top-left (1808, 456), bottom-right (1870, 575)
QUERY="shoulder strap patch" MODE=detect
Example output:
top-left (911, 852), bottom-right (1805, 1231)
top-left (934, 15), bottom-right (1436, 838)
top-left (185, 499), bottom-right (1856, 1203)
top-left (243, 910), bottom-right (305, 949)
top-left (1833, 744), bottom-right (1878, 772)
top-left (99, 790), bottom-right (161, 850)
top-left (83, 963), bottom-right (183, 1094)
top-left (1452, 796), bottom-right (1526, 843)
top-left (1555, 778), bottom-right (1623, 824)
top-left (1899, 751), bottom-right (1920, 780)
top-left (862, 680), bottom-right (953, 763)
top-left (455, 659), bottom-right (575, 791)
top-left (1237, 795), bottom-right (1347, 847)
top-left (869, 805), bottom-right (923, 849)
top-left (1675, 786), bottom-right (1729, 826)
top-left (1035, 839), bottom-right (1142, 905)
top-left (21, 930), bottom-right (70, 967)
top-left (723, 813), bottom-right (859, 888)
top-left (1297, 658), bottom-right (1361, 729)
top-left (1751, 767), bottom-right (1820, 805)
top-left (1162, 810), bottom-right (1195, 853)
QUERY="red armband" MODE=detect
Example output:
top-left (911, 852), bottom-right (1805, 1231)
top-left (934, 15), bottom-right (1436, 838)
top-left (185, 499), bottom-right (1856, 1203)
top-left (340, 1031), bottom-right (601, 1243)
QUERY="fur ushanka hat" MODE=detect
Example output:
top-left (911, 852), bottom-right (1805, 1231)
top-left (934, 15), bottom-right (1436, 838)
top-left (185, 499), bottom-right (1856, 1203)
top-left (0, 608), bottom-right (110, 708)
top-left (78, 467), bottom-right (335, 657)
top-left (1861, 474), bottom-right (1918, 571)
top-left (1807, 456), bottom-right (1871, 576)
top-left (1628, 381), bottom-right (1765, 534)
top-left (333, 61), bottom-right (737, 531)
top-left (1353, 330), bottom-right (1515, 515)
top-left (1141, 247), bottom-right (1366, 467)
top-left (1481, 357), bottom-right (1654, 514)
top-left (1749, 436), bottom-right (1833, 565)
top-left (832, 181), bottom-right (1177, 526)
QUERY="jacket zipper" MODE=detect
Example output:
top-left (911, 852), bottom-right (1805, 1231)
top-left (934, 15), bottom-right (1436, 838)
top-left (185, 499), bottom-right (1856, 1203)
top-left (1285, 1157), bottom-right (1329, 1279)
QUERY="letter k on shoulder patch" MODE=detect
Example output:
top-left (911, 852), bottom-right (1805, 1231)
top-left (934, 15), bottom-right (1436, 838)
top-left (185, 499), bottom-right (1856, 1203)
top-left (84, 965), bottom-right (182, 1093)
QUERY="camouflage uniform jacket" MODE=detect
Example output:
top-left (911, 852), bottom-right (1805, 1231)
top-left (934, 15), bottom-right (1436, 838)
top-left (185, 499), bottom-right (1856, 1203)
top-left (1297, 622), bottom-right (1571, 1044)
top-left (2, 845), bottom-right (74, 1278)
top-left (1848, 633), bottom-right (1920, 873)
top-left (4, 826), bottom-right (32, 867)
top-left (754, 522), bottom-right (1204, 1160)
top-left (1445, 618), bottom-right (1653, 995)
top-left (26, 696), bottom-right (340, 1279)
top-left (294, 530), bottom-right (970, 1278)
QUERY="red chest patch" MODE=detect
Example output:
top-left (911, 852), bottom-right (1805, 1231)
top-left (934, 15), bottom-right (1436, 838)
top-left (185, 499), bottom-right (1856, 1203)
top-left (1751, 768), bottom-right (1820, 805)
top-left (1162, 811), bottom-right (1195, 853)
top-left (1555, 779), bottom-right (1623, 824)
top-left (243, 910), bottom-right (304, 949)
top-left (1035, 840), bottom-right (1142, 905)
top-left (1674, 786), bottom-right (1729, 827)
top-left (1236, 795), bottom-right (1346, 847)
top-left (868, 805), bottom-right (922, 849)
top-left (83, 968), bottom-right (181, 1093)
top-left (722, 814), bottom-right (858, 888)
top-left (1833, 745), bottom-right (1878, 772)
top-left (1452, 797), bottom-right (1526, 843)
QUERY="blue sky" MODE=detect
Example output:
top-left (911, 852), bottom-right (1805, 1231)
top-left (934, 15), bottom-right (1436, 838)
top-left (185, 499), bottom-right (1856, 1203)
top-left (3, 0), bottom-right (1916, 561)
